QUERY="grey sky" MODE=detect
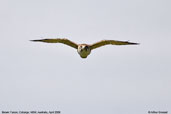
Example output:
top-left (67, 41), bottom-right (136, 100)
top-left (0, 0), bottom-right (171, 114)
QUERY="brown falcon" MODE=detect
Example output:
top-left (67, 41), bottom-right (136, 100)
top-left (30, 38), bottom-right (139, 58)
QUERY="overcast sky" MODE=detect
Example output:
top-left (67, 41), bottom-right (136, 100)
top-left (0, 0), bottom-right (171, 114)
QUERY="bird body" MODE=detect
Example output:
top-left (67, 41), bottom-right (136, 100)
top-left (31, 38), bottom-right (139, 58)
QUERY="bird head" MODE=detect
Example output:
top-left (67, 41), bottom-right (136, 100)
top-left (77, 44), bottom-right (91, 58)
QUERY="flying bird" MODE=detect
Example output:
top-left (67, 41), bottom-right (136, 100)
top-left (30, 38), bottom-right (139, 58)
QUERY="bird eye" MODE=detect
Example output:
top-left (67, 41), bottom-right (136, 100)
top-left (85, 46), bottom-right (88, 49)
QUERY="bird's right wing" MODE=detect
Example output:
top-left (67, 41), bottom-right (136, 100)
top-left (90, 40), bottom-right (139, 50)
top-left (30, 38), bottom-right (78, 49)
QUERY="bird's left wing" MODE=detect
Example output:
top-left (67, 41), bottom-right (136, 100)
top-left (90, 40), bottom-right (139, 50)
top-left (30, 38), bottom-right (78, 49)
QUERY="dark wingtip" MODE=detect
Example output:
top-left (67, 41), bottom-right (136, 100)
top-left (135, 42), bottom-right (140, 45)
top-left (30, 39), bottom-right (41, 42)
top-left (128, 42), bottom-right (140, 45)
top-left (132, 42), bottom-right (140, 45)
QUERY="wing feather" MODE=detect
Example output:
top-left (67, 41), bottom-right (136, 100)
top-left (30, 38), bottom-right (78, 49)
top-left (90, 40), bottom-right (139, 50)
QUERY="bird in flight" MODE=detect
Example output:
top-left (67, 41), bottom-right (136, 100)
top-left (31, 38), bottom-right (139, 58)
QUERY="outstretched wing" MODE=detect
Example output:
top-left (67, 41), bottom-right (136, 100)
top-left (30, 38), bottom-right (78, 49)
top-left (90, 40), bottom-right (139, 50)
